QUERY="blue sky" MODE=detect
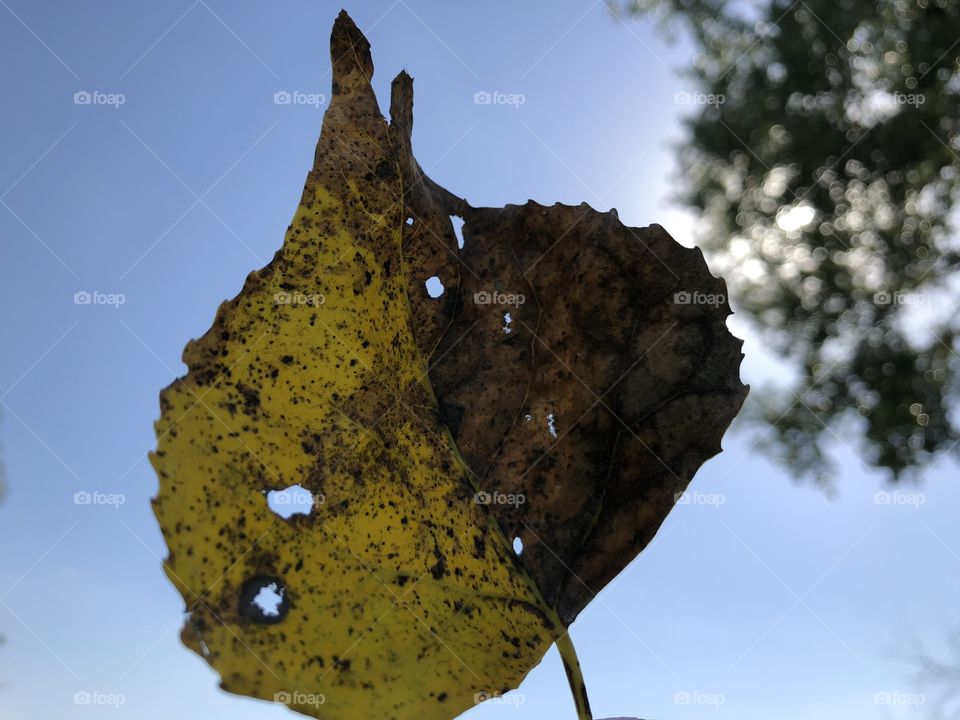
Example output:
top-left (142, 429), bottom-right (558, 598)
top-left (1, 2), bottom-right (959, 719)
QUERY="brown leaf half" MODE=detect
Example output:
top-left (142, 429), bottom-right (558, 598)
top-left (395, 91), bottom-right (748, 627)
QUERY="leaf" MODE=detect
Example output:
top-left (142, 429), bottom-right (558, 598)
top-left (408, 201), bottom-right (747, 624)
top-left (150, 10), bottom-right (746, 720)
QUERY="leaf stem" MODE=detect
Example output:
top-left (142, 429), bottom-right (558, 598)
top-left (555, 631), bottom-right (592, 720)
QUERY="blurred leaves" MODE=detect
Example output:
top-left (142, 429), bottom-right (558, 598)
top-left (621, 0), bottom-right (960, 480)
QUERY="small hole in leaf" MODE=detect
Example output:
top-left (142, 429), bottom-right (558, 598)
top-left (253, 584), bottom-right (283, 615)
top-left (502, 312), bottom-right (513, 334)
top-left (266, 484), bottom-right (317, 519)
top-left (238, 576), bottom-right (290, 624)
top-left (547, 413), bottom-right (558, 438)
top-left (450, 216), bottom-right (465, 249)
top-left (425, 276), bottom-right (444, 298)
top-left (513, 536), bottom-right (524, 555)
top-left (405, 216), bottom-right (414, 226)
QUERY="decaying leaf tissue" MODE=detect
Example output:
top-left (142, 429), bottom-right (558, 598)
top-left (150, 10), bottom-right (747, 720)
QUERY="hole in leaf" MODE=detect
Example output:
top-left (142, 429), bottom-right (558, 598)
top-left (450, 215), bottom-right (465, 249)
top-left (238, 576), bottom-right (290, 624)
top-left (266, 484), bottom-right (317, 519)
top-left (253, 585), bottom-right (283, 615)
top-left (513, 536), bottom-right (524, 555)
top-left (425, 276), bottom-right (444, 298)
top-left (547, 413), bottom-right (558, 438)
top-left (405, 216), bottom-right (414, 226)
top-left (502, 312), bottom-right (513, 334)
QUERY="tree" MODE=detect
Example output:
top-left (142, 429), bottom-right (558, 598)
top-left (619, 0), bottom-right (960, 480)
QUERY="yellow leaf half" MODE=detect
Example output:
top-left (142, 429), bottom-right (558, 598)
top-left (151, 12), bottom-right (556, 720)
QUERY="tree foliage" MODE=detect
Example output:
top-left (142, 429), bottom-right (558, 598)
top-left (621, 0), bottom-right (960, 480)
